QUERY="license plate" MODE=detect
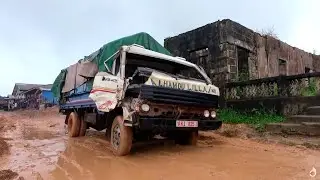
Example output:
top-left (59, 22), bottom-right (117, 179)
top-left (176, 120), bottom-right (198, 127)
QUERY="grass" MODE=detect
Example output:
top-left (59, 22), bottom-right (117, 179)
top-left (218, 108), bottom-right (285, 131)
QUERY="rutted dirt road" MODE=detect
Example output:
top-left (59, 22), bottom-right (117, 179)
top-left (0, 109), bottom-right (319, 180)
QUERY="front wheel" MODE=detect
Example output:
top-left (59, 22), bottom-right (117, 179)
top-left (111, 116), bottom-right (133, 156)
top-left (174, 131), bottom-right (198, 145)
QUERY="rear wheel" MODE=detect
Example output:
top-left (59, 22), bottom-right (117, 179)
top-left (111, 116), bottom-right (133, 156)
top-left (67, 112), bottom-right (81, 137)
top-left (79, 116), bottom-right (87, 137)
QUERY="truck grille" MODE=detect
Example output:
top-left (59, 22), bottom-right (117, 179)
top-left (139, 85), bottom-right (218, 108)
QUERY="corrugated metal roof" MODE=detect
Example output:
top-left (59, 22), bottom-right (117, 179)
top-left (40, 84), bottom-right (52, 89)
top-left (14, 83), bottom-right (52, 91)
top-left (13, 83), bottom-right (53, 95)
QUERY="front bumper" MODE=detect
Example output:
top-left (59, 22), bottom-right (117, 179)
top-left (138, 117), bottom-right (222, 131)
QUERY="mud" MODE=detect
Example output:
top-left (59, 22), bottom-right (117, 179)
top-left (0, 139), bottom-right (9, 156)
top-left (0, 169), bottom-right (19, 180)
top-left (0, 108), bottom-right (319, 180)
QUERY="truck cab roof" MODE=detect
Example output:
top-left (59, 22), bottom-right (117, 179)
top-left (119, 44), bottom-right (212, 84)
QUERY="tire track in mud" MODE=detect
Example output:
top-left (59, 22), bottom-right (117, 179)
top-left (1, 110), bottom-right (320, 180)
top-left (0, 110), bottom-right (67, 179)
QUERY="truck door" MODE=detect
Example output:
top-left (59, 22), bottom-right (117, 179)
top-left (89, 56), bottom-right (124, 112)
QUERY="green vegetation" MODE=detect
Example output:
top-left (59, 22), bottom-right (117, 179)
top-left (237, 72), bottom-right (249, 81)
top-left (301, 77), bottom-right (317, 97)
top-left (218, 108), bottom-right (285, 131)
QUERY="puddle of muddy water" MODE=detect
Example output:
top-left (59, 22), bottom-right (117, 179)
top-left (22, 126), bottom-right (60, 140)
top-left (47, 131), bottom-right (320, 180)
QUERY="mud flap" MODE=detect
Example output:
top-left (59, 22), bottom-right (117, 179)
top-left (89, 72), bottom-right (124, 112)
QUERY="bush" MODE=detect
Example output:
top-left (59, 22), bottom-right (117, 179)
top-left (218, 108), bottom-right (284, 131)
top-left (301, 77), bottom-right (317, 97)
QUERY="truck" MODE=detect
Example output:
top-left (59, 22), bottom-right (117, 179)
top-left (52, 32), bottom-right (222, 156)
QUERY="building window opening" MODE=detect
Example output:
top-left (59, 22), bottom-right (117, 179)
top-left (278, 59), bottom-right (287, 75)
top-left (189, 47), bottom-right (209, 74)
top-left (305, 67), bottom-right (313, 73)
top-left (237, 46), bottom-right (249, 81)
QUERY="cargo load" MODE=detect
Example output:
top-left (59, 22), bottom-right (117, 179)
top-left (51, 32), bottom-right (171, 100)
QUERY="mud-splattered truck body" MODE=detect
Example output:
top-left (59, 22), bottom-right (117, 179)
top-left (52, 33), bottom-right (222, 155)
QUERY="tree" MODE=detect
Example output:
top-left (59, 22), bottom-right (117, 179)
top-left (257, 26), bottom-right (279, 39)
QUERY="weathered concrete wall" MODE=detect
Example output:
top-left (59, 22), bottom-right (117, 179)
top-left (219, 19), bottom-right (255, 51)
top-left (226, 95), bottom-right (320, 115)
top-left (164, 22), bottom-right (221, 81)
top-left (257, 35), bottom-right (319, 78)
top-left (164, 19), bottom-right (320, 84)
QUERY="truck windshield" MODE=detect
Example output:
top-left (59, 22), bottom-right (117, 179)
top-left (125, 53), bottom-right (207, 82)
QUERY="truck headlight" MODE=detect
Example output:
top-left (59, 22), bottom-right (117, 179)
top-left (204, 110), bottom-right (210, 117)
top-left (141, 104), bottom-right (150, 112)
top-left (211, 111), bottom-right (216, 118)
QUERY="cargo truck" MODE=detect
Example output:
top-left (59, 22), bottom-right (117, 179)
top-left (52, 32), bottom-right (222, 156)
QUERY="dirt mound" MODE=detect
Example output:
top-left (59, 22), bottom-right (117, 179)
top-left (197, 131), bottom-right (225, 147)
top-left (0, 170), bottom-right (18, 180)
top-left (216, 124), bottom-right (255, 138)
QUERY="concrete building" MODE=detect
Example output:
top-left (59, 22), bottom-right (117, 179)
top-left (164, 19), bottom-right (320, 83)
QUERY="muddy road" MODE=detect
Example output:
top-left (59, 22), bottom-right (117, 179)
top-left (0, 109), bottom-right (319, 180)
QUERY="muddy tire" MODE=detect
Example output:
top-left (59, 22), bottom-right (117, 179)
top-left (105, 129), bottom-right (111, 141)
top-left (187, 131), bottom-right (198, 145)
top-left (67, 112), bottom-right (81, 137)
top-left (79, 116), bottom-right (87, 137)
top-left (65, 114), bottom-right (69, 125)
top-left (175, 131), bottom-right (198, 145)
top-left (111, 116), bottom-right (133, 156)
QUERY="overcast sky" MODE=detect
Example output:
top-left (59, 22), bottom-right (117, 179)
top-left (0, 0), bottom-right (319, 95)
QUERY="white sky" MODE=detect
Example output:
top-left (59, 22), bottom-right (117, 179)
top-left (0, 0), bottom-right (319, 95)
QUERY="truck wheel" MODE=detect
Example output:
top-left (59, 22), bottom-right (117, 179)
top-left (187, 131), bottom-right (198, 145)
top-left (111, 115), bottom-right (133, 156)
top-left (175, 131), bottom-right (198, 145)
top-left (67, 112), bottom-right (81, 137)
top-left (105, 129), bottom-right (111, 141)
top-left (65, 114), bottom-right (69, 125)
top-left (79, 117), bottom-right (87, 136)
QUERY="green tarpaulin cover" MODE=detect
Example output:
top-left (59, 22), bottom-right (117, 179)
top-left (51, 32), bottom-right (171, 98)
